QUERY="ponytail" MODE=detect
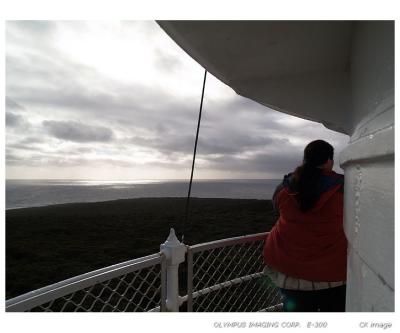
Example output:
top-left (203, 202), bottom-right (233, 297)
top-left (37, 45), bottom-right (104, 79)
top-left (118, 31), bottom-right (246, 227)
top-left (292, 140), bottom-right (334, 212)
top-left (293, 163), bottom-right (323, 212)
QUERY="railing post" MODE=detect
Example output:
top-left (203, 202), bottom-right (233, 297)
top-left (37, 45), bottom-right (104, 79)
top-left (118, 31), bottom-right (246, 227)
top-left (160, 228), bottom-right (187, 312)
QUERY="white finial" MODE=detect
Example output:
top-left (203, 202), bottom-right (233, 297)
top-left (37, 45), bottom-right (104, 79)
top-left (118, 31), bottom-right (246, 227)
top-left (160, 228), bottom-right (186, 264)
top-left (166, 228), bottom-right (179, 244)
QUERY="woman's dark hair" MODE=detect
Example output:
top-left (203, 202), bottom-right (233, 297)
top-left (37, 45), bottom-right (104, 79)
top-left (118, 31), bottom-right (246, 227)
top-left (293, 140), bottom-right (334, 212)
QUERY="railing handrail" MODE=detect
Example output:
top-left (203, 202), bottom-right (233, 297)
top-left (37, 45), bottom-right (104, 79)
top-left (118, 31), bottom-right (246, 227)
top-left (6, 252), bottom-right (164, 312)
top-left (181, 271), bottom-right (265, 304)
top-left (187, 232), bottom-right (268, 253)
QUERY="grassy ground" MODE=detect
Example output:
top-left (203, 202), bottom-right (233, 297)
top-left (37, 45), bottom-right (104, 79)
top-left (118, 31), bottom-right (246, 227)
top-left (6, 197), bottom-right (278, 300)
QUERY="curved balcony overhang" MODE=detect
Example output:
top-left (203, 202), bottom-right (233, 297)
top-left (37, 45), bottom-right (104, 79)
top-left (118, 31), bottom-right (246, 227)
top-left (158, 21), bottom-right (354, 134)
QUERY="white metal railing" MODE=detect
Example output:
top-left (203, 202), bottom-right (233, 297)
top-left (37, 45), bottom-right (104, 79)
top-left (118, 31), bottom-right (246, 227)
top-left (6, 253), bottom-right (167, 312)
top-left (185, 232), bottom-right (283, 312)
top-left (6, 230), bottom-right (283, 312)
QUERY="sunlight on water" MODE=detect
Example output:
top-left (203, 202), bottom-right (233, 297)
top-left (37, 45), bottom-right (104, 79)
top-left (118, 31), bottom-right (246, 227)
top-left (70, 179), bottom-right (165, 186)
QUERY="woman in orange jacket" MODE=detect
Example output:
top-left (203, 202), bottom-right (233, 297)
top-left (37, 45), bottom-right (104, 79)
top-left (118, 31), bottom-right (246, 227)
top-left (263, 140), bottom-right (347, 312)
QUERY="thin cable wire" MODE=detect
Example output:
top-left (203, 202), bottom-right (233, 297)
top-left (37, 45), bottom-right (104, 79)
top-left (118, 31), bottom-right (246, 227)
top-left (181, 69), bottom-right (207, 243)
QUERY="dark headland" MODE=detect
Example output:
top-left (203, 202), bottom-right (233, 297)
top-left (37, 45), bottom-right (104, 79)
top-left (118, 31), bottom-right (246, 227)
top-left (6, 197), bottom-right (278, 299)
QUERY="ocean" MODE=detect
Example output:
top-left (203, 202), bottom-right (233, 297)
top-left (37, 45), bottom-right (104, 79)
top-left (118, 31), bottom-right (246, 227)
top-left (6, 179), bottom-right (281, 210)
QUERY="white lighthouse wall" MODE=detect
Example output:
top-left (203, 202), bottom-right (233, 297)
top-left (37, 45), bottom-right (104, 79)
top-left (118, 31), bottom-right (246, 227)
top-left (339, 21), bottom-right (394, 311)
top-left (349, 22), bottom-right (395, 133)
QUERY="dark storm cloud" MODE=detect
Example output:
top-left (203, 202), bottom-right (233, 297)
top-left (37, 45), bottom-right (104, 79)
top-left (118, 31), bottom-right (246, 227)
top-left (198, 133), bottom-right (277, 155)
top-left (203, 150), bottom-right (303, 175)
top-left (43, 120), bottom-right (114, 143)
top-left (128, 132), bottom-right (290, 156)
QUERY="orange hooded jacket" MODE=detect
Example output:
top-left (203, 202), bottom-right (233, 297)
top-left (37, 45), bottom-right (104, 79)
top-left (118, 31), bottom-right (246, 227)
top-left (263, 170), bottom-right (347, 282)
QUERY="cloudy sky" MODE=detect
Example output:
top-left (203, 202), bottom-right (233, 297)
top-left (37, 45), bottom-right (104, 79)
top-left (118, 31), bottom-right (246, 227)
top-left (6, 21), bottom-right (349, 180)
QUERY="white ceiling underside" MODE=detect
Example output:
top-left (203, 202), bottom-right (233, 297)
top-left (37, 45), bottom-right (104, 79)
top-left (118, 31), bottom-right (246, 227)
top-left (158, 21), bottom-right (355, 134)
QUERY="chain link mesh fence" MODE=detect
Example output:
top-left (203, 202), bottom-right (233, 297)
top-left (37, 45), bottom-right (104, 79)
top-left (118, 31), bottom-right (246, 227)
top-left (6, 254), bottom-right (166, 312)
top-left (7, 233), bottom-right (282, 312)
top-left (186, 233), bottom-right (283, 312)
